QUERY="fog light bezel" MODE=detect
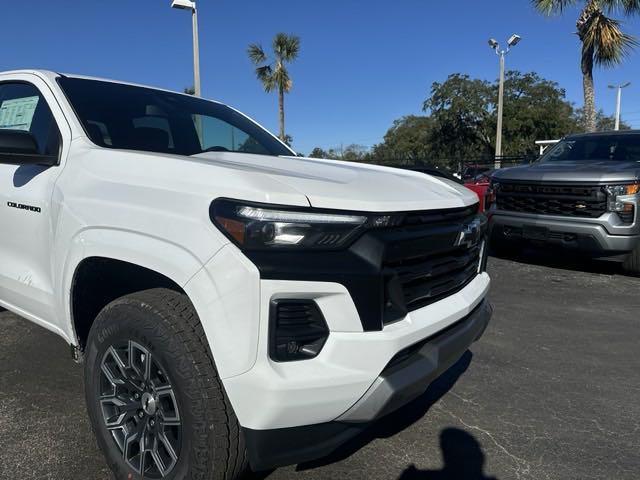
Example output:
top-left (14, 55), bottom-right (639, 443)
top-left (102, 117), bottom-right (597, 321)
top-left (269, 299), bottom-right (329, 363)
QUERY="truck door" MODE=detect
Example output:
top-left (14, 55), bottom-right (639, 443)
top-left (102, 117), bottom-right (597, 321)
top-left (0, 76), bottom-right (69, 330)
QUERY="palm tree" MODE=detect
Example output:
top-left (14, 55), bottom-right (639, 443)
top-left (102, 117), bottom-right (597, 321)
top-left (248, 33), bottom-right (300, 142)
top-left (533, 0), bottom-right (638, 132)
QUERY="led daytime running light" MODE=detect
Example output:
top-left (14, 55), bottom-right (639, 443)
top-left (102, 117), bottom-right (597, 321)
top-left (237, 206), bottom-right (367, 225)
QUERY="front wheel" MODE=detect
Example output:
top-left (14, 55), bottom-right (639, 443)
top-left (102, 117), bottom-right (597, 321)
top-left (83, 288), bottom-right (248, 480)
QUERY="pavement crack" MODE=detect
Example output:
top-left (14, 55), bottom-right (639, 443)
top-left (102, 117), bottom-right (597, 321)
top-left (437, 402), bottom-right (532, 479)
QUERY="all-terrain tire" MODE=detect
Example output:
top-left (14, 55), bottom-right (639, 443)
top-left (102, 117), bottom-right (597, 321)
top-left (622, 244), bottom-right (640, 276)
top-left (83, 288), bottom-right (249, 480)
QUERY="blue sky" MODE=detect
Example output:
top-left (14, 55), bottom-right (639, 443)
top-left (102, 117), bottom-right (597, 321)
top-left (2, 0), bottom-right (640, 154)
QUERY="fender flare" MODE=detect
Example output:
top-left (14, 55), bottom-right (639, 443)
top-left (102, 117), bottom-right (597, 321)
top-left (59, 227), bottom-right (221, 345)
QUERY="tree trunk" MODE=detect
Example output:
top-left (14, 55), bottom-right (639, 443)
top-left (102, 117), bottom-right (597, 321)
top-left (581, 44), bottom-right (597, 132)
top-left (578, 1), bottom-right (598, 132)
top-left (279, 86), bottom-right (285, 142)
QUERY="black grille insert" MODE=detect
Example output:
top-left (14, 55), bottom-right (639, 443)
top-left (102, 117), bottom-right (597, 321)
top-left (378, 210), bottom-right (485, 324)
top-left (385, 245), bottom-right (481, 315)
top-left (496, 182), bottom-right (607, 218)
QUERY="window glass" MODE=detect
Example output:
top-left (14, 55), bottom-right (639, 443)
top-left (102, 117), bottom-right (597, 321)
top-left (542, 135), bottom-right (640, 162)
top-left (57, 77), bottom-right (294, 157)
top-left (0, 82), bottom-right (60, 155)
top-left (193, 115), bottom-right (270, 155)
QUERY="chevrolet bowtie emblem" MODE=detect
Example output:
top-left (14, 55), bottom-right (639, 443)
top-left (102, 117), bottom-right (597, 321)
top-left (455, 218), bottom-right (483, 248)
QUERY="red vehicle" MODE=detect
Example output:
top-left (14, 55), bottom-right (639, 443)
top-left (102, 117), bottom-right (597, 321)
top-left (464, 171), bottom-right (493, 212)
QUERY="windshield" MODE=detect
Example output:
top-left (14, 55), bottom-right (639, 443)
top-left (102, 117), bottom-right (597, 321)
top-left (541, 134), bottom-right (640, 163)
top-left (57, 77), bottom-right (294, 157)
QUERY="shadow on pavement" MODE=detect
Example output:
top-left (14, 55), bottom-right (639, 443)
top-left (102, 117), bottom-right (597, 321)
top-left (294, 351), bottom-right (473, 472)
top-left (397, 428), bottom-right (497, 480)
top-left (490, 243), bottom-right (626, 276)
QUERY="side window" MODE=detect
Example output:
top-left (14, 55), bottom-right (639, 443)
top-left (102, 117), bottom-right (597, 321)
top-left (0, 82), bottom-right (61, 156)
top-left (192, 114), bottom-right (269, 155)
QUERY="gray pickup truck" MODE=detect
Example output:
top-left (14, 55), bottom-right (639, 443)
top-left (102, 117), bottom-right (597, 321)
top-left (489, 131), bottom-right (640, 274)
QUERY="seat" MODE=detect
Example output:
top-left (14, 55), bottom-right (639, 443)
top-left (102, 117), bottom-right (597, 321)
top-left (128, 127), bottom-right (171, 153)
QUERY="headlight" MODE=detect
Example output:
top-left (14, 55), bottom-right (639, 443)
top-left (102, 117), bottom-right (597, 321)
top-left (211, 198), bottom-right (375, 250)
top-left (604, 183), bottom-right (639, 212)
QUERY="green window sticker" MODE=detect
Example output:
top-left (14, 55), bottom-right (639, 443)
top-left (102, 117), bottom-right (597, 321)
top-left (0, 96), bottom-right (40, 131)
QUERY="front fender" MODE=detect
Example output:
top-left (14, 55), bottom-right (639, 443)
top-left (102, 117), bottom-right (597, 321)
top-left (59, 227), bottom-right (224, 344)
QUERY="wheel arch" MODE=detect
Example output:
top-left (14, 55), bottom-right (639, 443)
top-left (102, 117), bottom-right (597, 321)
top-left (61, 228), bottom-right (220, 351)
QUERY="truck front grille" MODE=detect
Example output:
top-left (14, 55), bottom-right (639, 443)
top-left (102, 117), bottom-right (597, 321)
top-left (496, 182), bottom-right (606, 218)
top-left (377, 205), bottom-right (485, 324)
top-left (385, 244), bottom-right (481, 313)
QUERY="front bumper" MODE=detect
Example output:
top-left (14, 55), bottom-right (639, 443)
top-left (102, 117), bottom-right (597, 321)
top-left (222, 273), bottom-right (490, 432)
top-left (243, 299), bottom-right (492, 470)
top-left (490, 211), bottom-right (640, 254)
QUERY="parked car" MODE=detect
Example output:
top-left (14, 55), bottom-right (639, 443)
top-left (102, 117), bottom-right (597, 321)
top-left (462, 165), bottom-right (493, 182)
top-left (0, 70), bottom-right (492, 479)
top-left (489, 131), bottom-right (640, 274)
top-left (464, 170), bottom-right (494, 212)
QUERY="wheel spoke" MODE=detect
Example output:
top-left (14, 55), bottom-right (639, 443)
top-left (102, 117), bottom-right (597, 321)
top-left (150, 448), bottom-right (167, 476)
top-left (158, 430), bottom-right (179, 463)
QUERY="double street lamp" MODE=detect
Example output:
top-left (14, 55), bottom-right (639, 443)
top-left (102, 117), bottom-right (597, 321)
top-left (608, 82), bottom-right (631, 131)
top-left (488, 34), bottom-right (522, 168)
top-left (171, 0), bottom-right (201, 97)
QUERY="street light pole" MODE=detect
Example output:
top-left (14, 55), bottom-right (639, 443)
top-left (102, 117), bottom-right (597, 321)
top-left (608, 82), bottom-right (631, 131)
top-left (488, 34), bottom-right (521, 169)
top-left (495, 51), bottom-right (505, 167)
top-left (171, 0), bottom-right (201, 97)
top-left (191, 5), bottom-right (201, 97)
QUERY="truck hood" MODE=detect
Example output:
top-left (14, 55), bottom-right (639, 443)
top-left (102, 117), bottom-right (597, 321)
top-left (493, 160), bottom-right (640, 184)
top-left (192, 152), bottom-right (478, 212)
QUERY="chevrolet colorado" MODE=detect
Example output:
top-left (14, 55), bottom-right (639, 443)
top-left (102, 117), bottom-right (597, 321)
top-left (0, 70), bottom-right (491, 479)
top-left (489, 131), bottom-right (640, 274)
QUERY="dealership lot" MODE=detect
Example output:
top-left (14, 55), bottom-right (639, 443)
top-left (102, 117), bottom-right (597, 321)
top-left (1, 254), bottom-right (638, 480)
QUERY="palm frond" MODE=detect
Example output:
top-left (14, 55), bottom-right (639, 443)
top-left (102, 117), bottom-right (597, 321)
top-left (600, 0), bottom-right (640, 15)
top-left (255, 65), bottom-right (276, 92)
top-left (583, 12), bottom-right (639, 66)
top-left (531, 0), bottom-right (578, 15)
top-left (247, 43), bottom-right (267, 65)
top-left (272, 64), bottom-right (293, 93)
top-left (273, 33), bottom-right (301, 62)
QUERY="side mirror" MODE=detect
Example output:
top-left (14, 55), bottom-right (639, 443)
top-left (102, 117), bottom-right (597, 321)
top-left (0, 130), bottom-right (57, 166)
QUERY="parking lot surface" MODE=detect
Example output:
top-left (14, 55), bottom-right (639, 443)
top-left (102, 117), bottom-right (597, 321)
top-left (1, 254), bottom-right (639, 480)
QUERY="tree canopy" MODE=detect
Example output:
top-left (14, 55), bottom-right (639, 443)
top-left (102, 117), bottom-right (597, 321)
top-left (421, 71), bottom-right (579, 160)
top-left (308, 70), bottom-right (625, 169)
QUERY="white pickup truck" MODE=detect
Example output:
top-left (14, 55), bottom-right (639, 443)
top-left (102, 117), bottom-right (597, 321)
top-left (0, 70), bottom-right (492, 479)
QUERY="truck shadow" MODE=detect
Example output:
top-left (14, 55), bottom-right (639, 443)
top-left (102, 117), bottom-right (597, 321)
top-left (397, 428), bottom-right (498, 480)
top-left (294, 351), bottom-right (473, 472)
top-left (490, 244), bottom-right (626, 276)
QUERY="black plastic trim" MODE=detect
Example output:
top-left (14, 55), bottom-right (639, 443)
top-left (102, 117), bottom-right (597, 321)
top-left (243, 422), bottom-right (365, 471)
top-left (269, 299), bottom-right (329, 362)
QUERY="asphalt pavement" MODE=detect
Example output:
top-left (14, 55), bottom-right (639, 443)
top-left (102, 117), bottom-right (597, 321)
top-left (1, 252), bottom-right (639, 480)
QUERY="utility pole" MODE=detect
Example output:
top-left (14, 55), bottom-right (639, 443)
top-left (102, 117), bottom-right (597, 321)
top-left (488, 34), bottom-right (522, 169)
top-left (608, 82), bottom-right (631, 131)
